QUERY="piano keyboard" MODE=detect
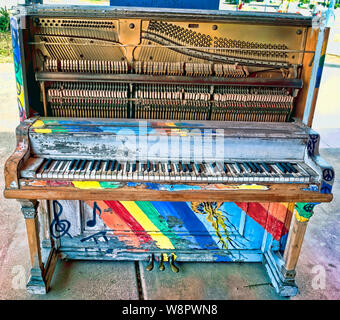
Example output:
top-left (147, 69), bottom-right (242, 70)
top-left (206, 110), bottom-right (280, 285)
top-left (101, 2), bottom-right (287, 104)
top-left (26, 158), bottom-right (318, 183)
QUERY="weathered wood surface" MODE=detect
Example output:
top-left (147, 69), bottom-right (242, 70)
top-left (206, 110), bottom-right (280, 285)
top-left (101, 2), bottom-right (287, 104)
top-left (283, 214), bottom-right (308, 272)
top-left (5, 184), bottom-right (333, 202)
top-left (4, 122), bottom-right (31, 189)
top-left (30, 117), bottom-right (309, 137)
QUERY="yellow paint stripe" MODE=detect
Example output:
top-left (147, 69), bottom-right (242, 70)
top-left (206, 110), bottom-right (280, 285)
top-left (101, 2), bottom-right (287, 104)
top-left (120, 201), bottom-right (174, 249)
top-left (32, 119), bottom-right (45, 127)
top-left (34, 128), bottom-right (52, 133)
top-left (72, 181), bottom-right (101, 189)
top-left (294, 208), bottom-right (309, 222)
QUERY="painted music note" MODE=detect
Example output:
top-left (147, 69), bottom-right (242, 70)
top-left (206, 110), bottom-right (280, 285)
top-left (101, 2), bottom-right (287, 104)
top-left (50, 200), bottom-right (72, 239)
top-left (86, 201), bottom-right (101, 227)
top-left (81, 231), bottom-right (108, 244)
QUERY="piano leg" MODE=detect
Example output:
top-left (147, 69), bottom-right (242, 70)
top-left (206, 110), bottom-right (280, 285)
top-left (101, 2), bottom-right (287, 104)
top-left (263, 202), bottom-right (317, 297)
top-left (282, 202), bottom-right (317, 281)
top-left (19, 199), bottom-right (59, 294)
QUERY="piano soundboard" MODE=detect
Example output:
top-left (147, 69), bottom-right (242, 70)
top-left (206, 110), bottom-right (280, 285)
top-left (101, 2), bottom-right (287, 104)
top-left (4, 4), bottom-right (334, 296)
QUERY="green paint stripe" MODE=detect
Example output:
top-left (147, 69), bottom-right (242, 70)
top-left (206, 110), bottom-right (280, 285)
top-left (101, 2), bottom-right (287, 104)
top-left (99, 181), bottom-right (122, 189)
top-left (135, 201), bottom-right (180, 245)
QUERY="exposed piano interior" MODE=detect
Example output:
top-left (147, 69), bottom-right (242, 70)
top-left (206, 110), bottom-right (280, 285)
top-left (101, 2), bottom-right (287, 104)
top-left (4, 4), bottom-right (335, 296)
top-left (25, 7), bottom-right (311, 122)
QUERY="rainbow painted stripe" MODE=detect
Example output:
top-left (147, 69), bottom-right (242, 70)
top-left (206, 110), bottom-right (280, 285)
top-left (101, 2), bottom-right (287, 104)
top-left (83, 200), bottom-right (293, 253)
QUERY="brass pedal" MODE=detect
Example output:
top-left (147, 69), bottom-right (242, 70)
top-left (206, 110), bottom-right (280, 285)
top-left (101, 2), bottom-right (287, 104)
top-left (146, 254), bottom-right (154, 271)
top-left (169, 254), bottom-right (179, 273)
top-left (159, 254), bottom-right (165, 271)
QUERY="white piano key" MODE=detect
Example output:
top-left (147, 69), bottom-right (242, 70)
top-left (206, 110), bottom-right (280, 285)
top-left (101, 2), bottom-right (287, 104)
top-left (47, 160), bottom-right (59, 179)
top-left (42, 160), bottom-right (55, 179)
top-left (58, 160), bottom-right (70, 179)
top-left (52, 160), bottom-right (65, 179)
top-left (79, 160), bottom-right (90, 179)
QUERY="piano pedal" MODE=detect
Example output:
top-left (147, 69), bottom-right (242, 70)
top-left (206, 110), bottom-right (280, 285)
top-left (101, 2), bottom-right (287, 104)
top-left (158, 253), bottom-right (165, 271)
top-left (146, 253), bottom-right (154, 271)
top-left (169, 253), bottom-right (179, 273)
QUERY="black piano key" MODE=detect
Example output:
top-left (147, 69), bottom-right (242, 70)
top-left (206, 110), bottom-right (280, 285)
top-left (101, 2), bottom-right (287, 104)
top-left (43, 158), bottom-right (52, 170)
top-left (261, 162), bottom-right (271, 173)
top-left (104, 160), bottom-right (110, 171)
top-left (68, 159), bottom-right (76, 171)
top-left (253, 162), bottom-right (263, 173)
top-left (95, 160), bottom-right (102, 171)
top-left (286, 162), bottom-right (298, 173)
top-left (280, 162), bottom-right (292, 173)
top-left (132, 163), bottom-right (136, 172)
top-left (234, 162), bottom-right (243, 173)
top-left (195, 163), bottom-right (201, 173)
top-left (147, 160), bottom-right (151, 172)
top-left (126, 161), bottom-right (130, 172)
top-left (80, 160), bottom-right (86, 171)
top-left (187, 163), bottom-right (193, 173)
top-left (89, 160), bottom-right (96, 171)
top-left (223, 163), bottom-right (229, 173)
top-left (242, 162), bottom-right (251, 172)
top-left (248, 162), bottom-right (258, 173)
top-left (111, 160), bottom-right (117, 171)
top-left (167, 161), bottom-right (172, 173)
top-left (74, 159), bottom-right (81, 170)
top-left (276, 162), bottom-right (286, 174)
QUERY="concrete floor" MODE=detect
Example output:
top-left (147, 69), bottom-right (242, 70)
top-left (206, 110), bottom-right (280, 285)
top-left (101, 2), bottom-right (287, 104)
top-left (1, 17), bottom-right (340, 298)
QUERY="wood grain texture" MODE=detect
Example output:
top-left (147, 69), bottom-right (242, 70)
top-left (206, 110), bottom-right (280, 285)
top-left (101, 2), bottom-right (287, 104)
top-left (283, 214), bottom-right (308, 271)
top-left (307, 27), bottom-right (330, 127)
top-left (4, 185), bottom-right (333, 202)
top-left (294, 27), bottom-right (318, 122)
top-left (4, 122), bottom-right (31, 189)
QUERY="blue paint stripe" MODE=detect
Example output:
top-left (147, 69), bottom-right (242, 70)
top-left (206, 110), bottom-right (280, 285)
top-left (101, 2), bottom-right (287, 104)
top-left (150, 201), bottom-right (200, 248)
top-left (163, 202), bottom-right (218, 249)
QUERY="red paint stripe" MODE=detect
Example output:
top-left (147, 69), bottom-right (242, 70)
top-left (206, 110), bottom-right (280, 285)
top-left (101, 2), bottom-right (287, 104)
top-left (235, 202), bottom-right (288, 241)
top-left (104, 200), bottom-right (153, 244)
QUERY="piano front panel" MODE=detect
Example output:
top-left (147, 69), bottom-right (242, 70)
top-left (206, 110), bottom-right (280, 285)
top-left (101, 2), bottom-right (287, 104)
top-left (48, 199), bottom-right (293, 261)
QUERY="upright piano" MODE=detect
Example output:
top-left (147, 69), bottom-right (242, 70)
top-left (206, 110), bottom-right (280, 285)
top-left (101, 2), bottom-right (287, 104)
top-left (4, 3), bottom-right (334, 296)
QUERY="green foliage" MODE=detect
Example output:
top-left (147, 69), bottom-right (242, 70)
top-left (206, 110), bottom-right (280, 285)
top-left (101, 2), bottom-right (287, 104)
top-left (0, 7), bottom-right (10, 33)
top-left (0, 31), bottom-right (13, 62)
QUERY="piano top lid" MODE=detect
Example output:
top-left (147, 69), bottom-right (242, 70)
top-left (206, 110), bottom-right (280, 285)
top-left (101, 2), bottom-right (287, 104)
top-left (13, 5), bottom-right (313, 27)
top-left (29, 117), bottom-right (309, 140)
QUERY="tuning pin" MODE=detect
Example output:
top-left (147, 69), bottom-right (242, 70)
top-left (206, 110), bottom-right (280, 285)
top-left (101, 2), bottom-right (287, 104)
top-left (159, 254), bottom-right (165, 271)
top-left (169, 254), bottom-right (179, 273)
top-left (146, 254), bottom-right (154, 271)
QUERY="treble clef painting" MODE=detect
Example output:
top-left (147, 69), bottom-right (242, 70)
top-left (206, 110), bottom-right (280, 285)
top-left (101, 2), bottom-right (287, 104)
top-left (50, 200), bottom-right (72, 239)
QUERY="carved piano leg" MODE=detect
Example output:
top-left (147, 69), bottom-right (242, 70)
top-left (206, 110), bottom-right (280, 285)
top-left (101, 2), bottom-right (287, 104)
top-left (19, 200), bottom-right (58, 294)
top-left (262, 201), bottom-right (318, 297)
top-left (281, 202), bottom-right (317, 285)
